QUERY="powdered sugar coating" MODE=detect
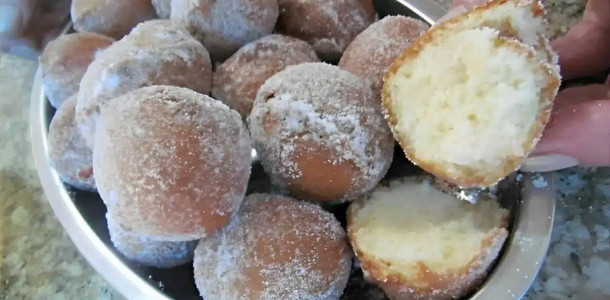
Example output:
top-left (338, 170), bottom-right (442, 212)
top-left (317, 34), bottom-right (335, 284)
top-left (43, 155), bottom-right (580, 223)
top-left (93, 86), bottom-right (251, 241)
top-left (170, 0), bottom-right (279, 61)
top-left (71, 0), bottom-right (156, 39)
top-left (276, 0), bottom-right (376, 62)
top-left (249, 63), bottom-right (394, 203)
top-left (48, 95), bottom-right (96, 191)
top-left (212, 34), bottom-right (320, 119)
top-left (152, 0), bottom-right (171, 18)
top-left (75, 20), bottom-right (213, 149)
top-left (41, 32), bottom-right (114, 109)
top-left (339, 16), bottom-right (429, 100)
top-left (106, 212), bottom-right (198, 268)
top-left (193, 194), bottom-right (352, 300)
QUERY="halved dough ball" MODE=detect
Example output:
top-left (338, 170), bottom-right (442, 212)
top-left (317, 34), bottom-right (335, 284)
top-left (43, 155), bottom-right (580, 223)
top-left (71, 0), bottom-right (156, 39)
top-left (383, 27), bottom-right (559, 188)
top-left (76, 20), bottom-right (212, 149)
top-left (439, 0), bottom-right (559, 74)
top-left (93, 86), bottom-right (251, 241)
top-left (249, 63), bottom-right (394, 203)
top-left (152, 0), bottom-right (171, 18)
top-left (212, 34), bottom-right (319, 119)
top-left (48, 95), bottom-right (95, 191)
top-left (106, 212), bottom-right (197, 268)
top-left (193, 193), bottom-right (352, 300)
top-left (339, 16), bottom-right (428, 100)
top-left (41, 32), bottom-right (114, 109)
top-left (170, 0), bottom-right (279, 61)
top-left (276, 0), bottom-right (376, 62)
top-left (348, 178), bottom-right (509, 300)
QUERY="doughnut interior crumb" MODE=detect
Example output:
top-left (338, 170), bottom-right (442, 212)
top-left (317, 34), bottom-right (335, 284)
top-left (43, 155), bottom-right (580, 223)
top-left (384, 27), bottom-right (558, 187)
top-left (348, 178), bottom-right (509, 299)
top-left (440, 0), bottom-right (559, 71)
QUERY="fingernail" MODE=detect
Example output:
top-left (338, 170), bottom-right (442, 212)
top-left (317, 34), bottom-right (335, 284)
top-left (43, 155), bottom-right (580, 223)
top-left (0, 4), bottom-right (23, 36)
top-left (520, 153), bottom-right (579, 173)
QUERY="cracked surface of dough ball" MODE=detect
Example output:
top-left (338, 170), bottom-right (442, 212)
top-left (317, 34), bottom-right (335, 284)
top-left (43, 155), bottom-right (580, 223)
top-left (194, 193), bottom-right (352, 300)
top-left (170, 0), bottom-right (279, 61)
top-left (249, 63), bottom-right (394, 203)
top-left (106, 213), bottom-right (198, 268)
top-left (212, 34), bottom-right (319, 119)
top-left (276, 0), bottom-right (376, 62)
top-left (41, 32), bottom-right (114, 109)
top-left (339, 16), bottom-right (428, 100)
top-left (76, 20), bottom-right (213, 149)
top-left (48, 95), bottom-right (95, 191)
top-left (71, 0), bottom-right (156, 39)
top-left (94, 86), bottom-right (251, 241)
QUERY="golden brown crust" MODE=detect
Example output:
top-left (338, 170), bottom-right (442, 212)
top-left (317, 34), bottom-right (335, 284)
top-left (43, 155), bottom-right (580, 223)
top-left (276, 0), bottom-right (376, 62)
top-left (338, 16), bottom-right (429, 100)
top-left (94, 86), bottom-right (251, 240)
top-left (48, 95), bottom-right (96, 191)
top-left (211, 34), bottom-right (319, 119)
top-left (41, 32), bottom-right (114, 109)
top-left (381, 3), bottom-right (560, 188)
top-left (170, 0), bottom-right (279, 61)
top-left (193, 194), bottom-right (353, 300)
top-left (347, 187), bottom-right (510, 300)
top-left (71, 0), bottom-right (156, 39)
top-left (248, 63), bottom-right (394, 203)
top-left (75, 20), bottom-right (213, 149)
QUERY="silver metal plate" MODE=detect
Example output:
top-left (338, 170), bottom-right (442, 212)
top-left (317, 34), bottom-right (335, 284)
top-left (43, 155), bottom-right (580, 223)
top-left (30, 1), bottom-right (556, 299)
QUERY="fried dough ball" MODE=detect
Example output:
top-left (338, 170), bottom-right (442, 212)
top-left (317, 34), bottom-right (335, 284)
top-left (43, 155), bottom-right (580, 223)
top-left (106, 213), bottom-right (198, 268)
top-left (71, 0), bottom-right (156, 39)
top-left (93, 86), bottom-right (251, 241)
top-left (193, 193), bottom-right (352, 300)
top-left (275, 0), bottom-right (376, 62)
top-left (48, 95), bottom-right (95, 191)
top-left (339, 16), bottom-right (428, 99)
top-left (348, 177), bottom-right (509, 300)
top-left (170, 0), bottom-right (279, 61)
top-left (41, 32), bottom-right (114, 109)
top-left (249, 63), bottom-right (394, 203)
top-left (211, 34), bottom-right (319, 119)
top-left (76, 20), bottom-right (213, 149)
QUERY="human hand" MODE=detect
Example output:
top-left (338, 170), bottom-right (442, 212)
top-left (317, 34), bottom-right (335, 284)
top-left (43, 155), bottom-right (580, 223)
top-left (0, 0), bottom-right (71, 59)
top-left (448, 0), bottom-right (610, 172)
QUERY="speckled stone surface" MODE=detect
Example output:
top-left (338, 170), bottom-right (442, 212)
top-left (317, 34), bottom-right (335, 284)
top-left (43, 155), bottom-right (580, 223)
top-left (0, 55), bottom-right (121, 299)
top-left (0, 0), bottom-right (607, 299)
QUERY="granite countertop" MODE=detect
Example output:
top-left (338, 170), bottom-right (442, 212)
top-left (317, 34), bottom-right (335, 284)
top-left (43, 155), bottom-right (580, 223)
top-left (0, 0), bottom-right (608, 299)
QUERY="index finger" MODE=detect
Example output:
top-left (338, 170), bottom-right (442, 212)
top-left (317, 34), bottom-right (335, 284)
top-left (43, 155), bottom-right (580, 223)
top-left (551, 0), bottom-right (610, 79)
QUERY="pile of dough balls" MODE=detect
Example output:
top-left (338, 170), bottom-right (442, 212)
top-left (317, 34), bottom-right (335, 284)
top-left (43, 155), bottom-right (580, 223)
top-left (42, 1), bottom-right (514, 299)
